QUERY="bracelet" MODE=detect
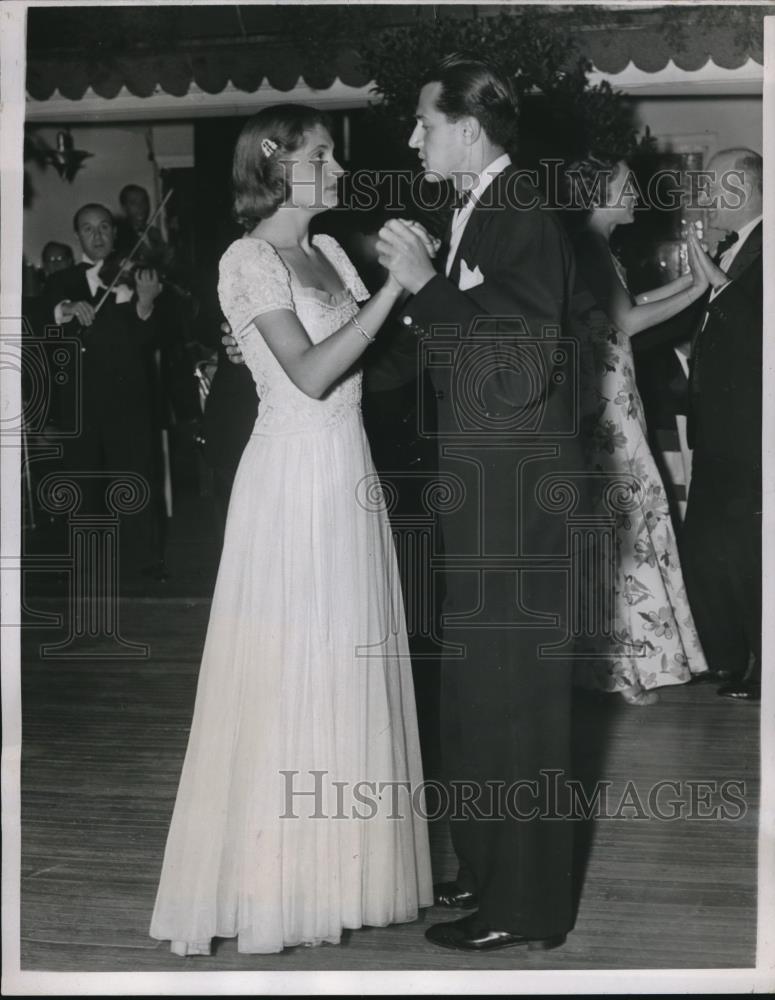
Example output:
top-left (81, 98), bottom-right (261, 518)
top-left (351, 314), bottom-right (374, 342)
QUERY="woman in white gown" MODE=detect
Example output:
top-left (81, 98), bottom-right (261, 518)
top-left (150, 105), bottom-right (433, 955)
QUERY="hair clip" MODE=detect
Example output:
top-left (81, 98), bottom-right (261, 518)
top-left (261, 138), bottom-right (279, 158)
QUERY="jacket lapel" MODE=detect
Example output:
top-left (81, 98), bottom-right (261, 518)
top-left (73, 262), bottom-right (99, 304)
top-left (725, 221), bottom-right (762, 283)
top-left (447, 168), bottom-right (513, 287)
top-left (704, 221), bottom-right (761, 316)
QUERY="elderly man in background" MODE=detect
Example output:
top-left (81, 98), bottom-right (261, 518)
top-left (683, 148), bottom-right (763, 702)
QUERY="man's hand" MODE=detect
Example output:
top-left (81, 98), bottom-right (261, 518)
top-left (61, 300), bottom-right (95, 327)
top-left (220, 321), bottom-right (245, 365)
top-left (135, 268), bottom-right (163, 318)
top-left (398, 219), bottom-right (441, 258)
top-left (688, 228), bottom-right (728, 291)
top-left (375, 220), bottom-right (437, 295)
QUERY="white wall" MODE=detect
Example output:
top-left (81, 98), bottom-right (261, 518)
top-left (23, 123), bottom-right (194, 266)
top-left (632, 95), bottom-right (762, 159)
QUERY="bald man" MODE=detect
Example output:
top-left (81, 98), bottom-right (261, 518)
top-left (682, 148), bottom-right (762, 701)
top-left (44, 203), bottom-right (166, 579)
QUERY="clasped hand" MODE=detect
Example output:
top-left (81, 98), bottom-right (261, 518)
top-left (376, 219), bottom-right (438, 295)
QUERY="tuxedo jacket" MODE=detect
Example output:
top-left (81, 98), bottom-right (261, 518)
top-left (687, 222), bottom-right (762, 477)
top-left (399, 168), bottom-right (586, 582)
top-left (44, 263), bottom-right (159, 424)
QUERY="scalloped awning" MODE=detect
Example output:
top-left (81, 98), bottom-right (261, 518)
top-left (25, 4), bottom-right (769, 104)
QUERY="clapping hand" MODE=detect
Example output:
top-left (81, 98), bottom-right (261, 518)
top-left (687, 227), bottom-right (728, 291)
top-left (375, 219), bottom-right (437, 295)
top-left (221, 321), bottom-right (245, 365)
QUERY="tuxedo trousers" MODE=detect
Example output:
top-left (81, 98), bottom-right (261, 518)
top-left (680, 454), bottom-right (761, 679)
top-left (439, 588), bottom-right (574, 938)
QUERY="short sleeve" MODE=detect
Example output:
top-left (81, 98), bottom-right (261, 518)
top-left (217, 238), bottom-right (294, 337)
top-left (314, 235), bottom-right (370, 303)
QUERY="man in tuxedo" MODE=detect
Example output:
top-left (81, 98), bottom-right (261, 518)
top-left (680, 149), bottom-right (763, 702)
top-left (44, 203), bottom-right (165, 577)
top-left (376, 54), bottom-right (585, 952)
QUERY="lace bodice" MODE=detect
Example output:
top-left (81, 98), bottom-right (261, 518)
top-left (218, 234), bottom-right (370, 434)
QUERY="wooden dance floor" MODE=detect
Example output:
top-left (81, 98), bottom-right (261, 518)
top-left (18, 598), bottom-right (759, 972)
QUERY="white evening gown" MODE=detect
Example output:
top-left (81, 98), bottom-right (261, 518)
top-left (150, 234), bottom-right (433, 955)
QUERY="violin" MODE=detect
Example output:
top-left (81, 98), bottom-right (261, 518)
top-left (93, 190), bottom-right (193, 313)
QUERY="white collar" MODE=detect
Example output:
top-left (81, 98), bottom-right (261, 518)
top-left (730, 214), bottom-right (762, 253)
top-left (446, 153), bottom-right (511, 277)
top-left (456, 153), bottom-right (512, 212)
top-left (717, 213), bottom-right (761, 278)
top-left (81, 253), bottom-right (133, 303)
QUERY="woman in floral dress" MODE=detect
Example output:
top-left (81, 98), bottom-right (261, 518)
top-left (566, 155), bottom-right (709, 705)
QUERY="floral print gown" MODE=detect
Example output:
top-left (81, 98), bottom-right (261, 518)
top-left (575, 234), bottom-right (708, 692)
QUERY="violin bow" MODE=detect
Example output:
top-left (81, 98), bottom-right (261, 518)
top-left (94, 188), bottom-right (174, 315)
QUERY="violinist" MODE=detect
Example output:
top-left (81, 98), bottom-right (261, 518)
top-left (44, 202), bottom-right (167, 580)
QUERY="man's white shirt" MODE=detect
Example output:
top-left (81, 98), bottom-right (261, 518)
top-left (445, 153), bottom-right (512, 277)
top-left (54, 255), bottom-right (133, 324)
top-left (709, 214), bottom-right (762, 303)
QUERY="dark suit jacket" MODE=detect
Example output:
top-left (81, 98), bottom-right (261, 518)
top-left (688, 221), bottom-right (762, 477)
top-left (43, 263), bottom-right (159, 427)
top-left (399, 168), bottom-right (586, 598)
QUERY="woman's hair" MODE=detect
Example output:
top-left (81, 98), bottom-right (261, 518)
top-left (232, 104), bottom-right (333, 229)
top-left (422, 53), bottom-right (519, 152)
top-left (563, 154), bottom-right (624, 217)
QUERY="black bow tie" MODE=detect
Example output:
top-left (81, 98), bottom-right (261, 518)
top-left (713, 231), bottom-right (739, 264)
top-left (452, 189), bottom-right (474, 211)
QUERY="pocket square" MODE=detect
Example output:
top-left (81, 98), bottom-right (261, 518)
top-left (458, 259), bottom-right (484, 291)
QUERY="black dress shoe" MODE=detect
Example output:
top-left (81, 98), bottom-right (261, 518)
top-left (433, 881), bottom-right (479, 909)
top-left (425, 913), bottom-right (566, 952)
top-left (692, 668), bottom-right (734, 684)
top-left (718, 680), bottom-right (760, 702)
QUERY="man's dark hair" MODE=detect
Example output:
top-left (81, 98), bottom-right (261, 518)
top-left (422, 53), bottom-right (519, 151)
top-left (73, 203), bottom-right (114, 231)
top-left (119, 184), bottom-right (149, 206)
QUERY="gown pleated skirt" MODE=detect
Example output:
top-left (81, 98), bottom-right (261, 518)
top-left (150, 408), bottom-right (433, 954)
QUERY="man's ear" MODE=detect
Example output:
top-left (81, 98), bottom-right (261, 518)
top-left (461, 117), bottom-right (482, 146)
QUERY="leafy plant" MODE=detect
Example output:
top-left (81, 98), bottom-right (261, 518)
top-left (355, 9), bottom-right (639, 166)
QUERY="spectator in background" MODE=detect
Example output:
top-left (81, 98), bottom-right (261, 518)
top-left (41, 240), bottom-right (75, 280)
top-left (681, 149), bottom-right (763, 702)
top-left (117, 184), bottom-right (174, 272)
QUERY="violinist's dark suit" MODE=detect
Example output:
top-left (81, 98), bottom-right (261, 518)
top-left (44, 262), bottom-right (162, 570)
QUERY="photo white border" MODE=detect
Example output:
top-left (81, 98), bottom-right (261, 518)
top-left (2, 0), bottom-right (773, 994)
